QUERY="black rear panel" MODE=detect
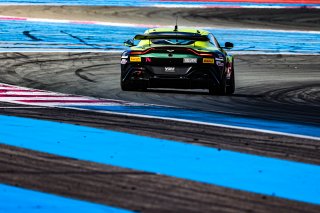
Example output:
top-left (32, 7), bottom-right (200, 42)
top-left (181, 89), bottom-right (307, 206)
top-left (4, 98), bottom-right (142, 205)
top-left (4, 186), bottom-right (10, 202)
top-left (146, 66), bottom-right (192, 75)
top-left (122, 47), bottom-right (225, 89)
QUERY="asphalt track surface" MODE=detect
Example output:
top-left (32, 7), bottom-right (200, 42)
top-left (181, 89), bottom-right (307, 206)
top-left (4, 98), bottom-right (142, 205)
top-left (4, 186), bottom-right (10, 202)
top-left (0, 52), bottom-right (319, 212)
top-left (0, 52), bottom-right (318, 126)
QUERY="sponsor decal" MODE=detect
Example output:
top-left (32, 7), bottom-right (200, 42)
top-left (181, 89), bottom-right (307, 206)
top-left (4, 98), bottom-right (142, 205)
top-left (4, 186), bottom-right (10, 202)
top-left (215, 57), bottom-right (224, 61)
top-left (121, 52), bottom-right (129, 59)
top-left (203, 58), bottom-right (214, 64)
top-left (216, 61), bottom-right (224, 66)
top-left (130, 56), bottom-right (141, 62)
top-left (121, 59), bottom-right (127, 64)
top-left (183, 58), bottom-right (197, 63)
top-left (164, 67), bottom-right (175, 72)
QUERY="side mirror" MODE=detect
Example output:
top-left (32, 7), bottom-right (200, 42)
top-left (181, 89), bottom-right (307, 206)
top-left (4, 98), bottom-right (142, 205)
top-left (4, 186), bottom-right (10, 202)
top-left (124, 39), bottom-right (135, 47)
top-left (224, 42), bottom-right (234, 49)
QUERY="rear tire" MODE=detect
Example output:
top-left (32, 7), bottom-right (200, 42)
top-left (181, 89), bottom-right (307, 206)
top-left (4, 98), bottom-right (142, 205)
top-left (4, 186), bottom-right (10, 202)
top-left (210, 63), bottom-right (235, 95)
top-left (121, 79), bottom-right (147, 91)
top-left (226, 68), bottom-right (235, 95)
top-left (121, 80), bottom-right (136, 91)
top-left (120, 67), bottom-right (147, 91)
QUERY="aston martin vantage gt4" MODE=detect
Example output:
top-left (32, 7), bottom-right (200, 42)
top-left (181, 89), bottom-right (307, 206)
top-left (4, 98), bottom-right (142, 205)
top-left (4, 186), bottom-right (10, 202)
top-left (121, 28), bottom-right (235, 95)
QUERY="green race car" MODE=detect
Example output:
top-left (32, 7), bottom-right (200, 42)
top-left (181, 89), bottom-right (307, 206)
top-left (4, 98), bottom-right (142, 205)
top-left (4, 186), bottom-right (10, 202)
top-left (121, 27), bottom-right (235, 95)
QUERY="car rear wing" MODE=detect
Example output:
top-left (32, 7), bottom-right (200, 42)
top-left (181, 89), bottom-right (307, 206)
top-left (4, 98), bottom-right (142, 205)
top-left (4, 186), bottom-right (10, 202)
top-left (134, 34), bottom-right (209, 41)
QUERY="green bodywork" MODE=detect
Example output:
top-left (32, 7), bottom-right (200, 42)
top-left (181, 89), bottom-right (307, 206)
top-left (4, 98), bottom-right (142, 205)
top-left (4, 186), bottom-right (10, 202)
top-left (122, 27), bottom-right (235, 95)
top-left (128, 27), bottom-right (233, 63)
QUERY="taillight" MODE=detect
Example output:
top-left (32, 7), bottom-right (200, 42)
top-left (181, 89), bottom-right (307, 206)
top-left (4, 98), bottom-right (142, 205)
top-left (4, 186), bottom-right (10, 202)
top-left (198, 53), bottom-right (214, 57)
top-left (130, 48), bottom-right (155, 55)
top-left (130, 51), bottom-right (144, 55)
top-left (187, 48), bottom-right (213, 57)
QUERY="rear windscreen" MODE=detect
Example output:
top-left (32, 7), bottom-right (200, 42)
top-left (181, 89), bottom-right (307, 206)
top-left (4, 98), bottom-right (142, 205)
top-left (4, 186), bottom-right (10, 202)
top-left (151, 39), bottom-right (195, 45)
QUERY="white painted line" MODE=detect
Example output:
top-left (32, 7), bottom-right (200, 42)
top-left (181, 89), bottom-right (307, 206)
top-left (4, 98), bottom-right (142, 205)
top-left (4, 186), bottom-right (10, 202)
top-left (65, 106), bottom-right (320, 142)
top-left (0, 82), bottom-right (319, 141)
top-left (0, 106), bottom-right (46, 109)
top-left (0, 15), bottom-right (160, 28)
top-left (4, 97), bottom-right (103, 100)
top-left (0, 88), bottom-right (40, 91)
top-left (0, 92), bottom-right (70, 95)
top-left (0, 83), bottom-right (149, 107)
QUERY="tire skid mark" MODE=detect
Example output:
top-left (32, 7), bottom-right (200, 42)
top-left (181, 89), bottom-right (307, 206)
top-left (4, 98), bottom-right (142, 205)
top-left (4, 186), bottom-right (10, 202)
top-left (260, 84), bottom-right (320, 106)
top-left (22, 30), bottom-right (42, 41)
top-left (60, 30), bottom-right (102, 49)
top-left (75, 68), bottom-right (96, 82)
top-left (74, 64), bottom-right (115, 83)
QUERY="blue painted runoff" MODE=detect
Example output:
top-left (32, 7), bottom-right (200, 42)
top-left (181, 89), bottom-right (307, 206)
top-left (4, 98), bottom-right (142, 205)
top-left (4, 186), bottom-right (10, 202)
top-left (1, 20), bottom-right (320, 54)
top-left (69, 105), bottom-right (320, 138)
top-left (0, 114), bottom-right (320, 205)
top-left (0, 184), bottom-right (132, 213)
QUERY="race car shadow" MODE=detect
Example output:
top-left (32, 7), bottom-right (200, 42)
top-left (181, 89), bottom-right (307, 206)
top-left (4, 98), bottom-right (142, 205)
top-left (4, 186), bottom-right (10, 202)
top-left (145, 89), bottom-right (264, 98)
top-left (231, 94), bottom-right (264, 98)
top-left (146, 88), bottom-right (210, 95)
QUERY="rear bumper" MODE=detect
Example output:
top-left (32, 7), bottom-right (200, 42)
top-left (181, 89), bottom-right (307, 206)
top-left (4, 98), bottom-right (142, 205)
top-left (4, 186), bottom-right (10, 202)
top-left (130, 78), bottom-right (212, 89)
top-left (121, 64), bottom-right (223, 89)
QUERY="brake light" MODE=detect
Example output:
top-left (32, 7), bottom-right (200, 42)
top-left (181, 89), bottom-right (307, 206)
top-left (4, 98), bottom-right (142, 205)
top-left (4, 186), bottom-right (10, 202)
top-left (187, 48), bottom-right (213, 57)
top-left (130, 51), bottom-right (144, 55)
top-left (130, 48), bottom-right (155, 55)
top-left (199, 53), bottom-right (214, 57)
